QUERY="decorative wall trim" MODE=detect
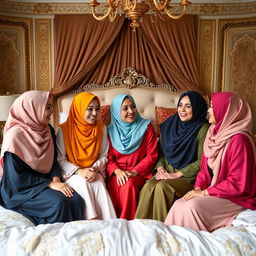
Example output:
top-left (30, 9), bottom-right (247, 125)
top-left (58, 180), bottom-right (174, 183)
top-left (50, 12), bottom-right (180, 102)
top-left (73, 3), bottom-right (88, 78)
top-left (0, 1), bottom-right (256, 15)
top-left (35, 19), bottom-right (52, 91)
top-left (199, 19), bottom-right (216, 94)
top-left (0, 16), bottom-right (33, 93)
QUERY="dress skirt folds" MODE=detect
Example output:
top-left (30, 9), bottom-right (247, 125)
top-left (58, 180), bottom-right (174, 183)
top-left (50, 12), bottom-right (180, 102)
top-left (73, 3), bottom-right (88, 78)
top-left (164, 196), bottom-right (244, 232)
top-left (0, 152), bottom-right (84, 225)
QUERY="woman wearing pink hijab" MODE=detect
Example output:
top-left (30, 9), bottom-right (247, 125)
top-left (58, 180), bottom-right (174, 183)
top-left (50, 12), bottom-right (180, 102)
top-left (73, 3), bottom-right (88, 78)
top-left (164, 92), bottom-right (256, 232)
top-left (0, 91), bottom-right (84, 225)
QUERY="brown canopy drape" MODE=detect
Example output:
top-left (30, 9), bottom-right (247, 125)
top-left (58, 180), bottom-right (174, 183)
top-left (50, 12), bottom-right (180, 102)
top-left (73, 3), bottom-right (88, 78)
top-left (52, 14), bottom-right (203, 96)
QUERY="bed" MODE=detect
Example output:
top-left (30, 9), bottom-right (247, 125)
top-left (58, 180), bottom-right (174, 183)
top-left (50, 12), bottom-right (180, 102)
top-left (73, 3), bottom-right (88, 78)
top-left (1, 68), bottom-right (256, 256)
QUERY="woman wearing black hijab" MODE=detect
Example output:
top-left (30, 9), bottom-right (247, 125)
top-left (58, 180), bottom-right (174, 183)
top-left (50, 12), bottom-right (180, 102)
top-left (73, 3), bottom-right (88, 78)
top-left (135, 91), bottom-right (209, 222)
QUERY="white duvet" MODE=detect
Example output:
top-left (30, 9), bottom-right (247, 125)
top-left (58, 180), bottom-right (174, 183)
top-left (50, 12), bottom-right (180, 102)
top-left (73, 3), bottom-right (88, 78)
top-left (0, 206), bottom-right (256, 256)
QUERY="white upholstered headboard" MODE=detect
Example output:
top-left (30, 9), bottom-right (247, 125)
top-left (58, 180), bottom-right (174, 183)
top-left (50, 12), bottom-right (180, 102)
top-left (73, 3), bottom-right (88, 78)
top-left (55, 67), bottom-right (182, 125)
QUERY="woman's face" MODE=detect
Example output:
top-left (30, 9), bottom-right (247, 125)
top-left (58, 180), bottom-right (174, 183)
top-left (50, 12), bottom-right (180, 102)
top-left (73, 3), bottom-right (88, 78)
top-left (42, 97), bottom-right (53, 124)
top-left (208, 101), bottom-right (216, 124)
top-left (121, 97), bottom-right (137, 123)
top-left (84, 98), bottom-right (100, 124)
top-left (177, 96), bottom-right (193, 122)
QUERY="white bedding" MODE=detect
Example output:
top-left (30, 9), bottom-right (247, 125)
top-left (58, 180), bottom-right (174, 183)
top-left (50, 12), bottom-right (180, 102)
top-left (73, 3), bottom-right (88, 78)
top-left (0, 206), bottom-right (256, 256)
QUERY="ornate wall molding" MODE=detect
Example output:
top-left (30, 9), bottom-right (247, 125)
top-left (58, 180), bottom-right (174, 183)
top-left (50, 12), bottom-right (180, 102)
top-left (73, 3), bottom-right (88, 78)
top-left (0, 16), bottom-right (33, 93)
top-left (217, 17), bottom-right (256, 133)
top-left (0, 1), bottom-right (256, 15)
top-left (217, 17), bottom-right (256, 92)
top-left (198, 19), bottom-right (216, 94)
top-left (35, 19), bottom-right (52, 91)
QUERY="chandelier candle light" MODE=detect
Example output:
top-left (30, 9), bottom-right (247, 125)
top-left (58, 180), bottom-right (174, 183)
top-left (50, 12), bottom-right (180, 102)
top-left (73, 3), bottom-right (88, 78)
top-left (88, 0), bottom-right (191, 30)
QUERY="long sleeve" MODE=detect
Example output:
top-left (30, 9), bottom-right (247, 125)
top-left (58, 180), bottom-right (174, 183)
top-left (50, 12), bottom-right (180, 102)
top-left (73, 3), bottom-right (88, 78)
top-left (207, 134), bottom-right (256, 199)
top-left (194, 154), bottom-right (212, 189)
top-left (91, 127), bottom-right (109, 178)
top-left (179, 123), bottom-right (209, 179)
top-left (154, 135), bottom-right (166, 169)
top-left (56, 127), bottom-right (80, 179)
top-left (106, 123), bottom-right (158, 179)
top-left (56, 126), bottom-right (109, 179)
top-left (132, 124), bottom-right (158, 178)
top-left (0, 152), bottom-right (51, 208)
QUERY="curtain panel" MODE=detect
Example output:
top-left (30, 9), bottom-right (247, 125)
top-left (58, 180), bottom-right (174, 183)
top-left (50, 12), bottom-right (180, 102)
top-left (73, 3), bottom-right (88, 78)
top-left (52, 14), bottom-right (202, 96)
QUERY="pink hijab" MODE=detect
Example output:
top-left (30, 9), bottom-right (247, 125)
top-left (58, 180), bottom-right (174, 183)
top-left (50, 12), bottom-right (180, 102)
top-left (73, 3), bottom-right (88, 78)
top-left (203, 92), bottom-right (256, 185)
top-left (0, 91), bottom-right (54, 177)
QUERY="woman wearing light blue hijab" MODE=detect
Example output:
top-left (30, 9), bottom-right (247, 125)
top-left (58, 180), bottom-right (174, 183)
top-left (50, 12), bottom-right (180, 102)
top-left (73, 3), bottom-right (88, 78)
top-left (106, 94), bottom-right (158, 220)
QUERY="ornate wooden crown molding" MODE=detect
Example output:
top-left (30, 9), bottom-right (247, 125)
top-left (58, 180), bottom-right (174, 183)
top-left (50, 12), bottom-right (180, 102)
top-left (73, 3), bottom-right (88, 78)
top-left (72, 67), bottom-right (179, 94)
top-left (0, 1), bottom-right (256, 16)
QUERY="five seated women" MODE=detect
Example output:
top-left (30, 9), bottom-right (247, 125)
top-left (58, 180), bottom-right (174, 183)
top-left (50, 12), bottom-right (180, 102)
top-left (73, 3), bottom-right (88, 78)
top-left (1, 89), bottom-right (255, 232)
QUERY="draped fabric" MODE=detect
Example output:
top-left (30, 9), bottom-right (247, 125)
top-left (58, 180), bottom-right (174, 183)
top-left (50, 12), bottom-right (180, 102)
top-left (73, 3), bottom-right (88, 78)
top-left (160, 91), bottom-right (208, 169)
top-left (108, 94), bottom-right (150, 154)
top-left (60, 92), bottom-right (104, 168)
top-left (0, 91), bottom-right (54, 177)
top-left (51, 15), bottom-right (202, 97)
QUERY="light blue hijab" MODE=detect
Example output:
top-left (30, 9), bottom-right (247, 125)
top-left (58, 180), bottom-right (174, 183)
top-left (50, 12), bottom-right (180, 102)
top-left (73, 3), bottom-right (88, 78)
top-left (108, 94), bottom-right (150, 154)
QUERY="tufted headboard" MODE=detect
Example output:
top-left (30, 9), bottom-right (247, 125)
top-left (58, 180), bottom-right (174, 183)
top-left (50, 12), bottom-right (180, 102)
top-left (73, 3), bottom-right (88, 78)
top-left (54, 67), bottom-right (183, 131)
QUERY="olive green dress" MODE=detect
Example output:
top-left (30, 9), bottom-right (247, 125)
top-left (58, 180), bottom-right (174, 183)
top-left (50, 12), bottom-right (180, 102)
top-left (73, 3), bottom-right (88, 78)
top-left (135, 123), bottom-right (209, 222)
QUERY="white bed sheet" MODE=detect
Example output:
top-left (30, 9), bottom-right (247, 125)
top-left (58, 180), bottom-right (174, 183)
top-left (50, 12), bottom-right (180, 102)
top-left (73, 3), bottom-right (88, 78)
top-left (0, 206), bottom-right (256, 256)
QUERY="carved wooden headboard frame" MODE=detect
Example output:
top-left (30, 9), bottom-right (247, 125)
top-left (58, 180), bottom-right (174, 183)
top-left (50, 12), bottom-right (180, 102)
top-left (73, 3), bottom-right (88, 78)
top-left (72, 67), bottom-right (178, 94)
top-left (53, 67), bottom-right (180, 127)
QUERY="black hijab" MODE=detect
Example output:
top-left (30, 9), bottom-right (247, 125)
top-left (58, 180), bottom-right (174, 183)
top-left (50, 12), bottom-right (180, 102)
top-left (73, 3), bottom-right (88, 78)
top-left (160, 91), bottom-right (208, 169)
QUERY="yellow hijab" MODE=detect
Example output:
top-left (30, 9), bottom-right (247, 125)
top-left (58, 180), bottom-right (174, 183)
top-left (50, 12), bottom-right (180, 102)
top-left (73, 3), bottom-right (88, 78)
top-left (60, 92), bottom-right (104, 168)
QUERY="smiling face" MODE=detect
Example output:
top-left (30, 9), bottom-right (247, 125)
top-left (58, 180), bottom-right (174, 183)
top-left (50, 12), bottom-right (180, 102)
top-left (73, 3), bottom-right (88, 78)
top-left (177, 95), bottom-right (193, 122)
top-left (84, 98), bottom-right (100, 124)
top-left (208, 101), bottom-right (216, 124)
top-left (120, 97), bottom-right (137, 123)
top-left (42, 96), bottom-right (53, 124)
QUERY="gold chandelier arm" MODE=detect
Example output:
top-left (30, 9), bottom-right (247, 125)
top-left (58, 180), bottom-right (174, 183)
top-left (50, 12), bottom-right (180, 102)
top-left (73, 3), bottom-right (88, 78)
top-left (152, 0), bottom-right (168, 11)
top-left (91, 6), bottom-right (113, 21)
top-left (164, 4), bottom-right (187, 19)
top-left (126, 0), bottom-right (137, 12)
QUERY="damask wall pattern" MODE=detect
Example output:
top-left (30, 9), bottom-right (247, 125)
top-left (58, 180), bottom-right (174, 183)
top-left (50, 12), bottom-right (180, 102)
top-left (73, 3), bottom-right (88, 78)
top-left (219, 20), bottom-right (256, 133)
top-left (0, 16), bottom-right (33, 94)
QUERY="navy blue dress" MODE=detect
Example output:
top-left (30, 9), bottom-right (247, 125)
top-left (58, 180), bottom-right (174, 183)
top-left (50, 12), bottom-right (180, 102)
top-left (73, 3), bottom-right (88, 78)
top-left (0, 125), bottom-right (84, 225)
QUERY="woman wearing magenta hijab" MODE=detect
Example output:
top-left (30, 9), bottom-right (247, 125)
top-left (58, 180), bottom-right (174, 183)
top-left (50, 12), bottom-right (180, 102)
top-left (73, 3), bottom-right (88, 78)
top-left (106, 94), bottom-right (158, 220)
top-left (164, 92), bottom-right (256, 232)
top-left (0, 91), bottom-right (84, 225)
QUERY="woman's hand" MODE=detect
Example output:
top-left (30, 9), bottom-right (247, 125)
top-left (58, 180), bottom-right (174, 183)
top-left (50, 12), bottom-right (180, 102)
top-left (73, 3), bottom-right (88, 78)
top-left (48, 179), bottom-right (74, 197)
top-left (155, 171), bottom-right (183, 180)
top-left (183, 188), bottom-right (208, 201)
top-left (115, 169), bottom-right (129, 186)
top-left (125, 170), bottom-right (138, 177)
top-left (77, 168), bottom-right (98, 182)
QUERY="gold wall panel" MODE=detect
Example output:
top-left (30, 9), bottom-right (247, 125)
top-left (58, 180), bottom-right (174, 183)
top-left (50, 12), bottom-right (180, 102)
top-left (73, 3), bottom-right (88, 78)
top-left (198, 19), bottom-right (216, 95)
top-left (35, 19), bottom-right (52, 91)
top-left (0, 16), bottom-right (33, 94)
top-left (218, 17), bottom-right (256, 133)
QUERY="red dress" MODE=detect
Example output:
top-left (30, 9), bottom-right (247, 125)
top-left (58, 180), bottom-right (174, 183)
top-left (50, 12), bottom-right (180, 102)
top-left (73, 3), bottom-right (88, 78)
top-left (106, 124), bottom-right (158, 219)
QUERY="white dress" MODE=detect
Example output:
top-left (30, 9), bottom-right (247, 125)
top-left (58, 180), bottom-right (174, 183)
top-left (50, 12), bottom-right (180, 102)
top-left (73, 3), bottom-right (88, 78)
top-left (56, 126), bottom-right (116, 220)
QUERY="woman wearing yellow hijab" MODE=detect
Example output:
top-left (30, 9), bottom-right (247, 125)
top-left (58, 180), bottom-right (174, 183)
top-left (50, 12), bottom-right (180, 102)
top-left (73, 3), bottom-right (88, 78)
top-left (56, 92), bottom-right (116, 220)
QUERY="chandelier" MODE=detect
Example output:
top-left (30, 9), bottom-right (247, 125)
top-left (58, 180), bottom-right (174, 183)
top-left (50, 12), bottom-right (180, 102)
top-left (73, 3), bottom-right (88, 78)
top-left (88, 0), bottom-right (191, 30)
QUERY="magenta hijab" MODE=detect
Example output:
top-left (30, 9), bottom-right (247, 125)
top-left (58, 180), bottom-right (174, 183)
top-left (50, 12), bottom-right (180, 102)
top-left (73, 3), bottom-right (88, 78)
top-left (203, 92), bottom-right (255, 185)
top-left (0, 91), bottom-right (54, 177)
